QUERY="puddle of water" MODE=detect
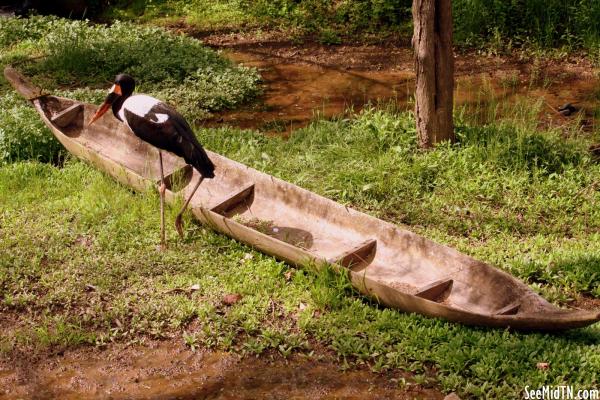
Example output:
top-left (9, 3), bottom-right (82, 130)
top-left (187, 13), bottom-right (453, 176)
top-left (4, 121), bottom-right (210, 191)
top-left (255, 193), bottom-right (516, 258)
top-left (202, 50), bottom-right (414, 134)
top-left (203, 49), bottom-right (599, 135)
top-left (0, 341), bottom-right (443, 399)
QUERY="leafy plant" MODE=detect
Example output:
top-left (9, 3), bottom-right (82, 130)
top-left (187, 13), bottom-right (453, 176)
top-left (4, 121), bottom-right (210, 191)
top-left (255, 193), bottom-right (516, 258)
top-left (0, 92), bottom-right (63, 164)
top-left (105, 0), bottom-right (600, 51)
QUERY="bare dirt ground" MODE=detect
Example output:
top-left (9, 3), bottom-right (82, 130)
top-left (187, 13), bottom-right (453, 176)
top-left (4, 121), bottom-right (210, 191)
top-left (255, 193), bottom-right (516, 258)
top-left (571, 296), bottom-right (600, 311)
top-left (0, 340), bottom-right (443, 400)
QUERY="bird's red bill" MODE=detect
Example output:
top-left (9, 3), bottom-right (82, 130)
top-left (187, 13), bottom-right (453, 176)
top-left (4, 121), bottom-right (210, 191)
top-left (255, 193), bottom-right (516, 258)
top-left (88, 101), bottom-right (111, 126)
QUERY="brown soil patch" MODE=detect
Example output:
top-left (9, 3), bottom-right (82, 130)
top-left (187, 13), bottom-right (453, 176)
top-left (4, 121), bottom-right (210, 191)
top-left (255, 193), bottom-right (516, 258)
top-left (570, 295), bottom-right (600, 311)
top-left (197, 29), bottom-right (413, 71)
top-left (0, 340), bottom-right (443, 400)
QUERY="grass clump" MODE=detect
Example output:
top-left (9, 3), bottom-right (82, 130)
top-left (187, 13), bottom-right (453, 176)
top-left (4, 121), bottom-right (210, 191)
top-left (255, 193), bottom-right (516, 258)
top-left (453, 0), bottom-right (600, 49)
top-left (104, 0), bottom-right (252, 29)
top-left (0, 15), bottom-right (56, 48)
top-left (34, 19), bottom-right (235, 84)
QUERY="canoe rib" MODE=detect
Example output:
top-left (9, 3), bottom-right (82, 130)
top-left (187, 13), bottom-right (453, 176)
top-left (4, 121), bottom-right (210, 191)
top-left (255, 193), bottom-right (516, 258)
top-left (210, 183), bottom-right (255, 215)
top-left (415, 278), bottom-right (453, 302)
top-left (51, 103), bottom-right (83, 127)
top-left (495, 301), bottom-right (521, 316)
top-left (328, 239), bottom-right (377, 271)
top-left (5, 66), bottom-right (599, 331)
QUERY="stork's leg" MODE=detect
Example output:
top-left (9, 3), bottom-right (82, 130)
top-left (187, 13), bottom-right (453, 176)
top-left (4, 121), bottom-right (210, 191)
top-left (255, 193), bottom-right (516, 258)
top-left (158, 151), bottom-right (167, 250)
top-left (175, 175), bottom-right (204, 238)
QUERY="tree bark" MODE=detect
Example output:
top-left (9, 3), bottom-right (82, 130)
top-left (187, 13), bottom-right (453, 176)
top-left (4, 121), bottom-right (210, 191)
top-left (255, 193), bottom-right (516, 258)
top-left (412, 0), bottom-right (455, 148)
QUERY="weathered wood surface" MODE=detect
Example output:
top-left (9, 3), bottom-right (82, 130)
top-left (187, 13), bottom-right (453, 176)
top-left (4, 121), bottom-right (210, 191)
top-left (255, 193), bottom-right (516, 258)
top-left (5, 66), bottom-right (599, 331)
top-left (3, 66), bottom-right (46, 100)
top-left (412, 0), bottom-right (455, 147)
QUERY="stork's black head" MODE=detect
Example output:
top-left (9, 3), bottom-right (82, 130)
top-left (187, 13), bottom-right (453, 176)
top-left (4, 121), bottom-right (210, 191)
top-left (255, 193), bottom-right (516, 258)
top-left (114, 74), bottom-right (135, 98)
top-left (88, 74), bottom-right (136, 126)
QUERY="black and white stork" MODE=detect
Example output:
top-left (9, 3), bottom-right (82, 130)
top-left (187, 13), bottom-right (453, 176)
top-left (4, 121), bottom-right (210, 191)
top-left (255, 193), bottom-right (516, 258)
top-left (88, 74), bottom-right (215, 249)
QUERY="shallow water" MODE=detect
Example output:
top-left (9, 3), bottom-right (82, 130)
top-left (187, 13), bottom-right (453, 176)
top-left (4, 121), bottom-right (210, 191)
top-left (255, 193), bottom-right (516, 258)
top-left (202, 48), bottom-right (599, 135)
top-left (203, 50), bottom-right (413, 134)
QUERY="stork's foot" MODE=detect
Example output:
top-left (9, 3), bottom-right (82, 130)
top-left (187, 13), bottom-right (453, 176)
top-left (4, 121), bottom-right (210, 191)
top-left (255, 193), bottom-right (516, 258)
top-left (157, 242), bottom-right (168, 252)
top-left (173, 175), bottom-right (204, 239)
top-left (175, 214), bottom-right (184, 238)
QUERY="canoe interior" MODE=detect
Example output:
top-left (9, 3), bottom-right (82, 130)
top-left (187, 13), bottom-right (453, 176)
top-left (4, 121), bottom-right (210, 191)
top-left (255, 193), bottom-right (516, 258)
top-left (185, 154), bottom-right (549, 317)
top-left (9, 70), bottom-right (598, 331)
top-left (39, 96), bottom-right (187, 186)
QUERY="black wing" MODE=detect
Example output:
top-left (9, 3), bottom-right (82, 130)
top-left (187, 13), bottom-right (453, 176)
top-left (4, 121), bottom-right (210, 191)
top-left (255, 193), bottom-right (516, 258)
top-left (124, 103), bottom-right (215, 178)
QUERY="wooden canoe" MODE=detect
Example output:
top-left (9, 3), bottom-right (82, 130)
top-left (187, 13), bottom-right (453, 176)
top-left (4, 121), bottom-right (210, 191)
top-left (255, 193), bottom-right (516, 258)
top-left (5, 66), bottom-right (600, 331)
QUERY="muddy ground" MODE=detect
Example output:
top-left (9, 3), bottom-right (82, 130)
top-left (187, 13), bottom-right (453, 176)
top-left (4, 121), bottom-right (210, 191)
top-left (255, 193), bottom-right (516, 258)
top-left (0, 340), bottom-right (444, 399)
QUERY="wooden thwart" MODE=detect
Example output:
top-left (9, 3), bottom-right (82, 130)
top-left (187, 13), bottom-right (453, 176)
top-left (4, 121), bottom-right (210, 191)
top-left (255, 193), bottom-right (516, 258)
top-left (415, 278), bottom-right (453, 302)
top-left (161, 165), bottom-right (192, 191)
top-left (495, 301), bottom-right (520, 316)
top-left (210, 183), bottom-right (255, 215)
top-left (51, 103), bottom-right (83, 128)
top-left (328, 239), bottom-right (377, 270)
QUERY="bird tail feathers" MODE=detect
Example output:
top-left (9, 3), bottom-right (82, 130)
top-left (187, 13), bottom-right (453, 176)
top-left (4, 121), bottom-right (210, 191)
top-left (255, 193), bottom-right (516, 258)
top-left (187, 144), bottom-right (215, 179)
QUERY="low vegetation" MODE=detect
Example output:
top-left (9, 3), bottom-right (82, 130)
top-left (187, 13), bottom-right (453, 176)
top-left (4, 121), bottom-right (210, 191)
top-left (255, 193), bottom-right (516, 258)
top-left (0, 13), bottom-right (599, 400)
top-left (104, 0), bottom-right (600, 51)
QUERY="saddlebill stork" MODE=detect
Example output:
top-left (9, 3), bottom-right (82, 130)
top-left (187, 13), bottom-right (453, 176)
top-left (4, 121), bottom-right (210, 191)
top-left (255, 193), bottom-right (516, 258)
top-left (88, 74), bottom-right (215, 249)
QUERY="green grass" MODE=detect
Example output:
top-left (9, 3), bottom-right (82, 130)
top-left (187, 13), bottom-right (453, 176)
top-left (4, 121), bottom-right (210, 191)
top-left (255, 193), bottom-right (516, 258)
top-left (453, 0), bottom-right (600, 50)
top-left (1, 14), bottom-right (599, 400)
top-left (103, 0), bottom-right (600, 52)
top-left (103, 0), bottom-right (255, 29)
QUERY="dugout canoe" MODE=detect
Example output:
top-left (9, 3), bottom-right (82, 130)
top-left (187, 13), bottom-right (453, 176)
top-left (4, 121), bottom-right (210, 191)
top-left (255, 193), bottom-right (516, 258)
top-left (5, 66), bottom-right (600, 331)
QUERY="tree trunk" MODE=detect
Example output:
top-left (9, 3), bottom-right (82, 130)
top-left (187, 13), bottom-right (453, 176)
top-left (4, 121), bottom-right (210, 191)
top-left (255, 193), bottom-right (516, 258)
top-left (412, 0), bottom-right (455, 148)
